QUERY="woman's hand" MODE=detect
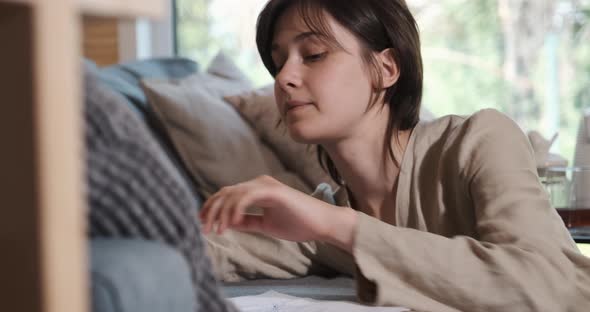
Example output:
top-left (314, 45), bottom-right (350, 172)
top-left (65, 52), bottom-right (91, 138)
top-left (199, 175), bottom-right (357, 248)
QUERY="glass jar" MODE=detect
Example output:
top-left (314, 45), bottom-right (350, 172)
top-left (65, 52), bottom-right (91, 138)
top-left (543, 167), bottom-right (590, 237)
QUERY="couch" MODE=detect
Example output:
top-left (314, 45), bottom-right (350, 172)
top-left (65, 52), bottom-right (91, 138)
top-left (86, 57), bottom-right (356, 312)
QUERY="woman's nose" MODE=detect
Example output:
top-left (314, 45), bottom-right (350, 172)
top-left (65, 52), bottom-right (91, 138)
top-left (275, 62), bottom-right (302, 91)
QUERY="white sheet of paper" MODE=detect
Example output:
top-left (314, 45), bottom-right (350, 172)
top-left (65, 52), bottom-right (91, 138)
top-left (228, 290), bottom-right (410, 312)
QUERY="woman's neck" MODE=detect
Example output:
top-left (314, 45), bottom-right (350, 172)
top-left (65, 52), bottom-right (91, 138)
top-left (322, 112), bottom-right (412, 215)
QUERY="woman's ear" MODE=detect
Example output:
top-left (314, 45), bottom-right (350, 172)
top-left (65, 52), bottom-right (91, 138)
top-left (377, 48), bottom-right (400, 89)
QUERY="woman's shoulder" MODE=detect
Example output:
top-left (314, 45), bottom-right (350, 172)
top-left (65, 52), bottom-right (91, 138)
top-left (460, 108), bottom-right (520, 130)
top-left (420, 108), bottom-right (524, 144)
top-left (422, 108), bottom-right (534, 175)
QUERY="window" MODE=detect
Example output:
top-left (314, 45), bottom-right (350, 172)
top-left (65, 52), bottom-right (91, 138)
top-left (174, 0), bottom-right (590, 163)
top-left (174, 0), bottom-right (271, 85)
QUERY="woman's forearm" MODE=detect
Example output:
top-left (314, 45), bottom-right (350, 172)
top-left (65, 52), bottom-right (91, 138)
top-left (322, 207), bottom-right (358, 253)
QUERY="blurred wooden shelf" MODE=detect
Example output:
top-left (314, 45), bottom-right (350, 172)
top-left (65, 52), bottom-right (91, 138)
top-left (2, 0), bottom-right (165, 18)
top-left (0, 1), bottom-right (165, 312)
top-left (79, 0), bottom-right (165, 18)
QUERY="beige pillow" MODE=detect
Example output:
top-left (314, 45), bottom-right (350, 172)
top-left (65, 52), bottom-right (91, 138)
top-left (141, 52), bottom-right (312, 195)
top-left (224, 87), bottom-right (338, 190)
top-left (206, 52), bottom-right (251, 83)
top-left (179, 52), bottom-right (254, 99)
top-left (142, 78), bottom-right (271, 196)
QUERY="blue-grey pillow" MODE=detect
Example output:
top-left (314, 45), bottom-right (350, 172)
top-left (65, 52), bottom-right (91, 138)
top-left (99, 57), bottom-right (199, 113)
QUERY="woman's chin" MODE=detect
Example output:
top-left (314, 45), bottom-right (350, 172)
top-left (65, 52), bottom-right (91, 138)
top-left (286, 124), bottom-right (323, 144)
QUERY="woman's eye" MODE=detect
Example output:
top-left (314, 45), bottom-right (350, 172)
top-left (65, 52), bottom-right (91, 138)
top-left (272, 52), bottom-right (327, 75)
top-left (304, 52), bottom-right (327, 62)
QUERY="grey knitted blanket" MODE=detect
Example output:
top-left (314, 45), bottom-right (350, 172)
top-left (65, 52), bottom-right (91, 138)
top-left (83, 66), bottom-right (237, 312)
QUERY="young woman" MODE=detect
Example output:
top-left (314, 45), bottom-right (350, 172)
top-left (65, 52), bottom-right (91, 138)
top-left (201, 0), bottom-right (590, 311)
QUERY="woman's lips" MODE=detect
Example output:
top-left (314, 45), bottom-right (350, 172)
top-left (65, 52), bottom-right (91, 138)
top-left (285, 101), bottom-right (313, 113)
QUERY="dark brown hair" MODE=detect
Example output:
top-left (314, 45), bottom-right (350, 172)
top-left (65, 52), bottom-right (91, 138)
top-left (256, 0), bottom-right (423, 186)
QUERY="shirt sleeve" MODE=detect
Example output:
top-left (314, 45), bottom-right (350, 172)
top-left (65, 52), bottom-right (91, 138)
top-left (350, 109), bottom-right (590, 312)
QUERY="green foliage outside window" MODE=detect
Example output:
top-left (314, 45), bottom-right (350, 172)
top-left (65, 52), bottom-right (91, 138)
top-left (175, 0), bottom-right (590, 164)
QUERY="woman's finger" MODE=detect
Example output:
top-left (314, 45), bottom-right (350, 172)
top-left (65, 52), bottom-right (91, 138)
top-left (203, 196), bottom-right (225, 234)
top-left (231, 189), bottom-right (258, 225)
top-left (221, 189), bottom-right (252, 232)
top-left (217, 195), bottom-right (238, 234)
top-left (199, 191), bottom-right (221, 220)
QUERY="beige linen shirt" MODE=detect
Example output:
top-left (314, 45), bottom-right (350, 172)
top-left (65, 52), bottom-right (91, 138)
top-left (206, 109), bottom-right (590, 312)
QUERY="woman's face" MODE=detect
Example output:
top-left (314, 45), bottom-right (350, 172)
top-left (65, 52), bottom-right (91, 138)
top-left (271, 6), bottom-right (376, 144)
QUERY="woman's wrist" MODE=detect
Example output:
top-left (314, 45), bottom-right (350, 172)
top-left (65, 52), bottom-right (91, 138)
top-left (322, 207), bottom-right (358, 253)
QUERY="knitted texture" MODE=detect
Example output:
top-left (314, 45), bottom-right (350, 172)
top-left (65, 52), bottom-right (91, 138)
top-left (84, 67), bottom-right (237, 312)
